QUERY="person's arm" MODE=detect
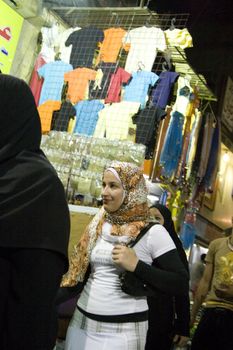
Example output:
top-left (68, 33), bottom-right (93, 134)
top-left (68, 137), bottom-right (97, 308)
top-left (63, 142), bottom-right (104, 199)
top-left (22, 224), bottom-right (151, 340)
top-left (214, 284), bottom-right (233, 301)
top-left (55, 283), bottom-right (84, 305)
top-left (174, 293), bottom-right (190, 336)
top-left (134, 250), bottom-right (189, 296)
top-left (112, 246), bottom-right (189, 296)
top-left (172, 293), bottom-right (190, 347)
top-left (190, 262), bottom-right (213, 326)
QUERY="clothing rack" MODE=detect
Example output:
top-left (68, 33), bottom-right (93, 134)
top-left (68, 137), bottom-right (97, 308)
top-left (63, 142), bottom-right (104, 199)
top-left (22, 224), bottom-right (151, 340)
top-left (48, 6), bottom-right (216, 101)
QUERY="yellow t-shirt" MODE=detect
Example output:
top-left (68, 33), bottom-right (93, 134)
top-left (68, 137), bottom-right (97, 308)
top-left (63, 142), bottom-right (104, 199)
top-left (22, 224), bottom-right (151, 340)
top-left (164, 28), bottom-right (193, 49)
top-left (94, 101), bottom-right (140, 141)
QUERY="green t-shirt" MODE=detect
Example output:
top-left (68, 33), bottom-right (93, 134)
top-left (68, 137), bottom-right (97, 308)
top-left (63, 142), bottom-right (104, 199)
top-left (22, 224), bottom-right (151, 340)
top-left (205, 237), bottom-right (233, 311)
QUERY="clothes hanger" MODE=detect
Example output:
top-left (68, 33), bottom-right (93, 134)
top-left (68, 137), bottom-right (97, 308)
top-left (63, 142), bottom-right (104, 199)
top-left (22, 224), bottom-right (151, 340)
top-left (162, 61), bottom-right (168, 71)
top-left (201, 101), bottom-right (217, 126)
top-left (114, 14), bottom-right (121, 28)
top-left (54, 52), bottom-right (61, 61)
top-left (163, 49), bottom-right (172, 71)
top-left (144, 14), bottom-right (153, 27)
top-left (184, 74), bottom-right (192, 84)
top-left (137, 61), bottom-right (145, 71)
top-left (169, 18), bottom-right (176, 30)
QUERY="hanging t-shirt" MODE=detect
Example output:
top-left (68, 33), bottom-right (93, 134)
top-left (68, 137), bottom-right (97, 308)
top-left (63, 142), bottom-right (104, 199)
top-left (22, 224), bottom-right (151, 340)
top-left (159, 111), bottom-right (185, 178)
top-left (133, 105), bottom-right (167, 145)
top-left (123, 70), bottom-right (159, 108)
top-left (202, 121), bottom-right (220, 189)
top-left (29, 54), bottom-right (46, 106)
top-left (186, 110), bottom-right (202, 179)
top-left (73, 100), bottom-right (105, 136)
top-left (51, 100), bottom-right (76, 131)
top-left (105, 67), bottom-right (131, 103)
top-left (172, 76), bottom-right (193, 116)
top-left (96, 27), bottom-right (126, 64)
top-left (164, 28), bottom-right (193, 49)
top-left (40, 25), bottom-right (59, 62)
top-left (65, 27), bottom-right (104, 68)
top-left (55, 27), bottom-right (81, 63)
top-left (89, 62), bottom-right (118, 99)
top-left (133, 106), bottom-right (167, 159)
top-left (64, 67), bottom-right (97, 104)
top-left (37, 61), bottom-right (73, 106)
top-left (94, 101), bottom-right (140, 140)
top-left (151, 71), bottom-right (179, 109)
top-left (122, 26), bottom-right (167, 73)
top-left (37, 100), bottom-right (61, 133)
top-left (197, 113), bottom-right (215, 180)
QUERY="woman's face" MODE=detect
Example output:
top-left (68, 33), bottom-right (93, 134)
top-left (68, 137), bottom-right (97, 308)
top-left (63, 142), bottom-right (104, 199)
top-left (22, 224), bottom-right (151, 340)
top-left (150, 207), bottom-right (165, 225)
top-left (102, 170), bottom-right (125, 213)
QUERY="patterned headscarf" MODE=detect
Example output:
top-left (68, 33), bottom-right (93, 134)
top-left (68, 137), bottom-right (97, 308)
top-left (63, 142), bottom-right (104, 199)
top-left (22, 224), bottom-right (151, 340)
top-left (61, 162), bottom-right (150, 286)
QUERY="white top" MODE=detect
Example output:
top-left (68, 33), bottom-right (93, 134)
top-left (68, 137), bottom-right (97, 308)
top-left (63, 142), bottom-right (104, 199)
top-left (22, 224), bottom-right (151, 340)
top-left (172, 76), bottom-right (193, 115)
top-left (122, 26), bottom-right (167, 73)
top-left (40, 25), bottom-right (60, 62)
top-left (77, 222), bottom-right (176, 315)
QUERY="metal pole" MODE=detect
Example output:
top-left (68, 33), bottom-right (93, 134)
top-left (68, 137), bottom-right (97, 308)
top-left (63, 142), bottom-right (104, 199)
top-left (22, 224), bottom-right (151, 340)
top-left (139, 0), bottom-right (146, 8)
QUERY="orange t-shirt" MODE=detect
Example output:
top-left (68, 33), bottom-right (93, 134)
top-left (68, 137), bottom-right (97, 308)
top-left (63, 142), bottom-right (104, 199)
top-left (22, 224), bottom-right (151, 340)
top-left (96, 27), bottom-right (126, 64)
top-left (37, 100), bottom-right (61, 133)
top-left (64, 68), bottom-right (97, 104)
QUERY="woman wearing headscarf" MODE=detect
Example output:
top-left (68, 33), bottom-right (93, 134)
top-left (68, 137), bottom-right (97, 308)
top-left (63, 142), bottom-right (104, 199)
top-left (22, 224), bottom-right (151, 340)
top-left (0, 74), bottom-right (70, 350)
top-left (61, 162), bottom-right (189, 350)
top-left (146, 204), bottom-right (190, 350)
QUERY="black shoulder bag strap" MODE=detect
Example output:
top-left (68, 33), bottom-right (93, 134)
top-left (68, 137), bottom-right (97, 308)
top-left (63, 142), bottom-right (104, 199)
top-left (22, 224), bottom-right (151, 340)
top-left (119, 222), bottom-right (159, 297)
top-left (127, 222), bottom-right (158, 248)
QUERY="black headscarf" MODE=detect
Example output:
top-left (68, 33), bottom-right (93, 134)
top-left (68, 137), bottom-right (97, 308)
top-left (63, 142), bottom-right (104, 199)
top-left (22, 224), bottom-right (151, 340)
top-left (150, 203), bottom-right (189, 272)
top-left (0, 74), bottom-right (70, 267)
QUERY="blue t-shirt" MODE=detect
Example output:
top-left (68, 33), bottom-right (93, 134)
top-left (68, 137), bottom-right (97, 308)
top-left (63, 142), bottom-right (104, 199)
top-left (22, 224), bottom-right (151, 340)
top-left (73, 100), bottom-right (105, 136)
top-left (123, 71), bottom-right (159, 108)
top-left (151, 71), bottom-right (179, 109)
top-left (38, 61), bottom-right (73, 105)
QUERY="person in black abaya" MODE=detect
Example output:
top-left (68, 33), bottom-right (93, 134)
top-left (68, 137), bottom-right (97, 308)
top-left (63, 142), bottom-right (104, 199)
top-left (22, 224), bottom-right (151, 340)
top-left (0, 74), bottom-right (70, 350)
top-left (146, 204), bottom-right (190, 350)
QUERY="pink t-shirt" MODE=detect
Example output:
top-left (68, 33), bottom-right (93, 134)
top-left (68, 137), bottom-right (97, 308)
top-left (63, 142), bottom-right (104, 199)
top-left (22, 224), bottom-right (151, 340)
top-left (105, 67), bottom-right (131, 103)
top-left (29, 54), bottom-right (46, 106)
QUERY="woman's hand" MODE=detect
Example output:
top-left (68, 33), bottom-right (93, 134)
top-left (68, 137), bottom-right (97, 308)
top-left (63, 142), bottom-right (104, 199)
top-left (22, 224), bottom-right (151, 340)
top-left (112, 244), bottom-right (139, 272)
top-left (173, 334), bottom-right (189, 347)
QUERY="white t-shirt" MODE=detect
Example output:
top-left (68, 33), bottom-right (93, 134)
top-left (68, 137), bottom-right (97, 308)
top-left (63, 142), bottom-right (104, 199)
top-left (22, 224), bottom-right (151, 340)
top-left (77, 222), bottom-right (176, 315)
top-left (40, 25), bottom-right (59, 62)
top-left (123, 26), bottom-right (167, 73)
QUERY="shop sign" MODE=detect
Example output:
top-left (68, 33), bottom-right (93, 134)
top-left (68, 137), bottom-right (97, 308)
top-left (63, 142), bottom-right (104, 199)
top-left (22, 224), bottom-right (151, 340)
top-left (0, 0), bottom-right (23, 73)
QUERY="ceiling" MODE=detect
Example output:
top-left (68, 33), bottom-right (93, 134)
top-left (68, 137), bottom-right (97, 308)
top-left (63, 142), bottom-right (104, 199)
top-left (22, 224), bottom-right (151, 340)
top-left (148, 0), bottom-right (233, 101)
top-left (43, 0), bottom-right (139, 6)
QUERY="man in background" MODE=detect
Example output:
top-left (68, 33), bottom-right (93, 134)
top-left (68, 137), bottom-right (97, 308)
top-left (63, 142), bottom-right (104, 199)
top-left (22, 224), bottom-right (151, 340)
top-left (190, 253), bottom-right (206, 299)
top-left (190, 225), bottom-right (233, 350)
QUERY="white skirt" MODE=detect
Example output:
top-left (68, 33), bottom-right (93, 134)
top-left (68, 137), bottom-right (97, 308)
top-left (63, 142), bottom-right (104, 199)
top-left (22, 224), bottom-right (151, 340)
top-left (64, 308), bottom-right (148, 350)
